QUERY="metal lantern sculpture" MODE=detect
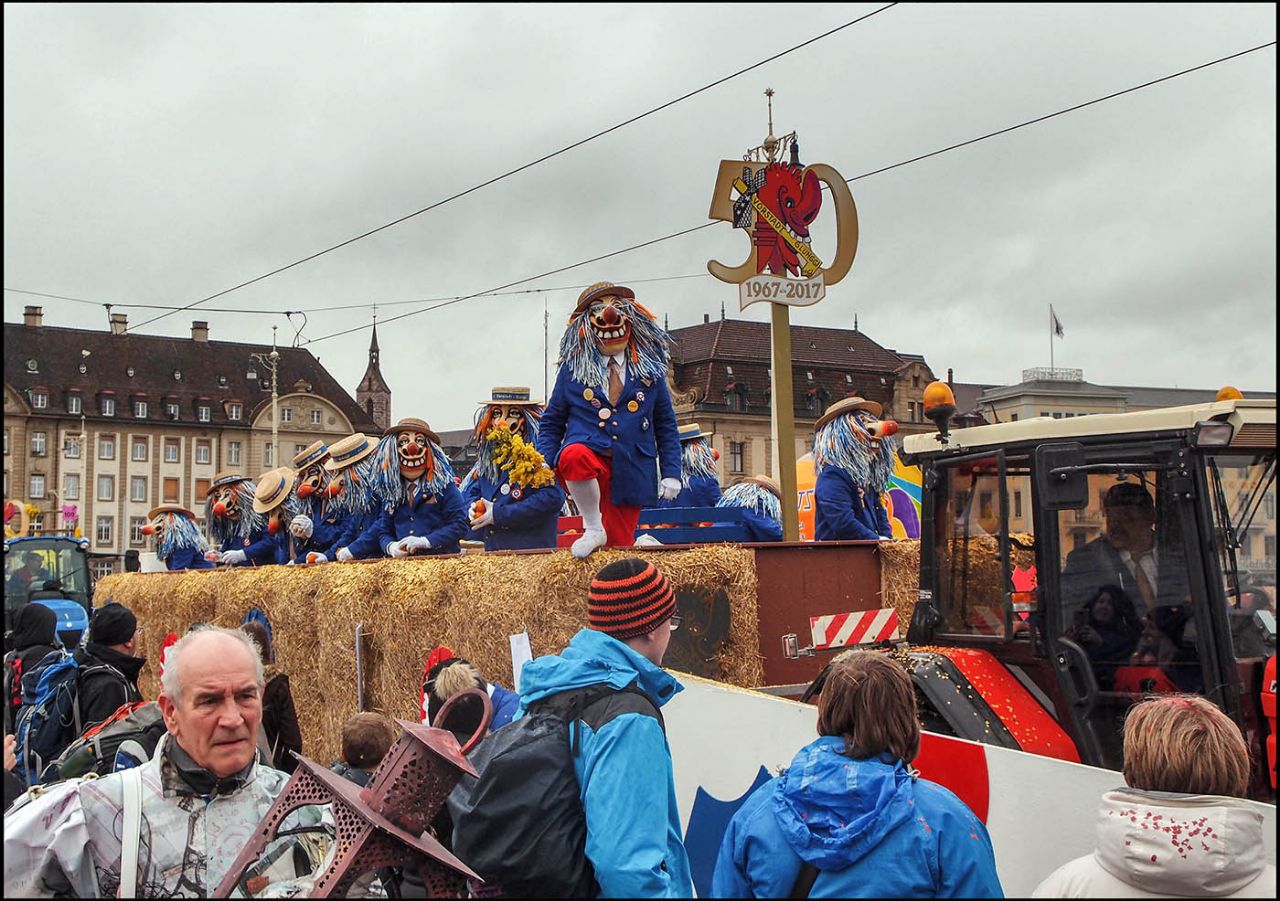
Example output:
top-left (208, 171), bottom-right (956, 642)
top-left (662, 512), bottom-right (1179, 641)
top-left (215, 716), bottom-right (484, 897)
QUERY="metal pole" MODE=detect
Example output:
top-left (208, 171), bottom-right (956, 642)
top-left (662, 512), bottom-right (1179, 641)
top-left (269, 327), bottom-right (280, 467)
top-left (1049, 305), bottom-right (1054, 371)
top-left (543, 296), bottom-right (549, 400)
top-left (770, 302), bottom-right (800, 541)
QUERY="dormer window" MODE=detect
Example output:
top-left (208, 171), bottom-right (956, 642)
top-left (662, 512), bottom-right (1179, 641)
top-left (725, 365), bottom-right (734, 377)
top-left (246, 369), bottom-right (258, 380)
top-left (79, 363), bottom-right (88, 374)
top-left (228, 402), bottom-right (242, 420)
top-left (26, 359), bottom-right (38, 373)
top-left (127, 366), bottom-right (135, 377)
top-left (166, 402), bottom-right (180, 420)
top-left (197, 405), bottom-right (211, 423)
top-left (31, 390), bottom-right (48, 410)
top-left (845, 374), bottom-right (853, 384)
top-left (217, 375), bottom-right (228, 387)
top-left (173, 370), bottom-right (183, 382)
top-left (67, 394), bottom-right (82, 415)
top-left (134, 401), bottom-right (148, 418)
top-left (101, 397), bottom-right (115, 417)
top-left (806, 371), bottom-right (814, 382)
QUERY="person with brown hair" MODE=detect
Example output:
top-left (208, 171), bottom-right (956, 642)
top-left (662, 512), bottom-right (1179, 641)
top-left (330, 712), bottom-right (397, 789)
top-left (1033, 695), bottom-right (1275, 898)
top-left (239, 618), bottom-right (302, 773)
top-left (713, 650), bottom-right (1002, 898)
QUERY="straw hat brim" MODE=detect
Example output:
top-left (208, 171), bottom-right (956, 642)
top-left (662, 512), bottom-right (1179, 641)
top-left (252, 468), bottom-right (297, 514)
top-left (323, 440), bottom-right (377, 471)
top-left (814, 396), bottom-right (883, 431)
top-left (148, 504), bottom-right (194, 520)
top-left (382, 420), bottom-right (442, 446)
top-left (572, 283), bottom-right (636, 317)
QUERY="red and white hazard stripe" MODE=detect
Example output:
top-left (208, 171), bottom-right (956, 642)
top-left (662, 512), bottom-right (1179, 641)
top-left (809, 608), bottom-right (900, 651)
top-left (968, 605), bottom-right (1005, 635)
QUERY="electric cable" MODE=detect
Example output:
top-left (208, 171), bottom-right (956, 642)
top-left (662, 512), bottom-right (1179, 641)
top-left (128, 3), bottom-right (899, 332)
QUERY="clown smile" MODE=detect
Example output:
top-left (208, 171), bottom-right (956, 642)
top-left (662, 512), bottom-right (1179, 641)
top-left (595, 325), bottom-right (629, 342)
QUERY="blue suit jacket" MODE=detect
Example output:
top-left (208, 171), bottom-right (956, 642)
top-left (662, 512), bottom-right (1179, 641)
top-left (465, 471), bottom-right (565, 551)
top-left (660, 474), bottom-right (722, 509)
top-left (243, 529), bottom-right (288, 565)
top-left (289, 497), bottom-right (345, 563)
top-left (536, 365), bottom-right (680, 508)
top-left (219, 527), bottom-right (270, 565)
top-left (364, 482), bottom-right (469, 556)
top-left (164, 547), bottom-right (214, 571)
top-left (331, 509), bottom-right (380, 559)
top-left (815, 467), bottom-right (892, 541)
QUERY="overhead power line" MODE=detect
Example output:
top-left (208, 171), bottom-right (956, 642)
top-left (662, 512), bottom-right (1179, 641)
top-left (129, 3), bottom-right (899, 332)
top-left (302, 39), bottom-right (1276, 346)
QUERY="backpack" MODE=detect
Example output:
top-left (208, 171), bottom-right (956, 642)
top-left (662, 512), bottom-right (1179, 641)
top-left (446, 683), bottom-right (663, 898)
top-left (14, 649), bottom-right (126, 786)
top-left (44, 700), bottom-right (166, 782)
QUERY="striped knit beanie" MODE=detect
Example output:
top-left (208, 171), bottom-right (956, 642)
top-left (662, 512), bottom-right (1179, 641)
top-left (588, 558), bottom-right (676, 640)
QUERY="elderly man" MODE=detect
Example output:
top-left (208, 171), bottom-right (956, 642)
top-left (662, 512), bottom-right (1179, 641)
top-left (3, 627), bottom-right (332, 897)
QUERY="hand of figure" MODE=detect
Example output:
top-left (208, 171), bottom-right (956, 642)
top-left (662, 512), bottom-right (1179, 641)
top-left (405, 536), bottom-right (433, 553)
top-left (470, 504), bottom-right (495, 529)
top-left (4, 734), bottom-right (16, 772)
top-left (289, 514), bottom-right (314, 538)
top-left (335, 547), bottom-right (354, 563)
top-left (204, 550), bottom-right (221, 563)
top-left (220, 549), bottom-right (247, 565)
top-left (308, 552), bottom-right (328, 564)
top-left (388, 539), bottom-right (411, 559)
top-left (658, 478), bottom-right (682, 501)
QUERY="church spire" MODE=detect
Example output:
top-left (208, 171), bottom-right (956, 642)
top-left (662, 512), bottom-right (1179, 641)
top-left (355, 311), bottom-right (391, 431)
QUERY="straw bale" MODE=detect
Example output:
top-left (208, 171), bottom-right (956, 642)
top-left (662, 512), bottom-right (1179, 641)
top-left (94, 546), bottom-right (760, 765)
top-left (880, 539), bottom-right (921, 631)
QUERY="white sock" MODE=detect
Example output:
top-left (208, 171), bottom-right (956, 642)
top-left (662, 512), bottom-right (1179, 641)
top-left (566, 479), bottom-right (604, 533)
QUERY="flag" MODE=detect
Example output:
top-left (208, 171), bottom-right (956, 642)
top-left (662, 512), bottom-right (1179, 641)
top-left (1051, 308), bottom-right (1065, 338)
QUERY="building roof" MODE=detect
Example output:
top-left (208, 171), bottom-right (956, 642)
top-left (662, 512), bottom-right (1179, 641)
top-left (949, 382), bottom-right (999, 415)
top-left (357, 321), bottom-right (392, 395)
top-left (4, 321), bottom-right (379, 432)
top-left (670, 319), bottom-right (907, 371)
top-left (1115, 384), bottom-right (1276, 408)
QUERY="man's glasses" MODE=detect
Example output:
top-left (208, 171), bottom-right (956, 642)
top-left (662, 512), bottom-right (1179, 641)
top-left (668, 614), bottom-right (682, 632)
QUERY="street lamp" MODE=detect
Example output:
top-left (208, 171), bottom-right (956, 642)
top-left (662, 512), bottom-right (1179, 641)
top-left (250, 326), bottom-right (281, 467)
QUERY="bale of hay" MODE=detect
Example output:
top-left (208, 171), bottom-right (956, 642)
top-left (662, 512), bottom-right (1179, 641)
top-left (96, 546), bottom-right (760, 765)
top-left (880, 539), bottom-right (921, 631)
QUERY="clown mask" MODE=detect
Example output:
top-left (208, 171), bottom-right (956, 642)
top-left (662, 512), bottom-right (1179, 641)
top-left (397, 430), bottom-right (433, 482)
top-left (209, 485), bottom-right (241, 521)
top-left (295, 463), bottom-right (329, 500)
top-left (587, 297), bottom-right (632, 356)
top-left (852, 410), bottom-right (900, 446)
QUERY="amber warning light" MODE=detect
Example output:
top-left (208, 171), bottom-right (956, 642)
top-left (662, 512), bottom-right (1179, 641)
top-left (923, 381), bottom-right (957, 441)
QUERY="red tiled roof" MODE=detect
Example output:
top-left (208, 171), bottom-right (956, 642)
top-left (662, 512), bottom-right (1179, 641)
top-left (5, 323), bottom-right (379, 432)
top-left (671, 319), bottom-right (907, 370)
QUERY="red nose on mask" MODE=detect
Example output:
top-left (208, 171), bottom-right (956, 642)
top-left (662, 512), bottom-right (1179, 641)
top-left (712, 448), bottom-right (721, 460)
top-left (403, 442), bottom-right (422, 457)
top-left (326, 481), bottom-right (343, 497)
top-left (212, 501), bottom-right (228, 517)
top-left (267, 518), bottom-right (281, 535)
top-left (141, 524), bottom-right (156, 536)
top-left (599, 305), bottom-right (621, 326)
top-left (869, 420), bottom-right (900, 439)
top-left (297, 484), bottom-right (315, 499)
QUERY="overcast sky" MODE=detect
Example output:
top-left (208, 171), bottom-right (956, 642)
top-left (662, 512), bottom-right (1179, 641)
top-left (4, 3), bottom-right (1275, 431)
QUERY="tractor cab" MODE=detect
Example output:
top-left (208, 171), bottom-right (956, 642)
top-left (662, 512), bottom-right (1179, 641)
top-left (903, 389), bottom-right (1276, 800)
top-left (4, 535), bottom-right (94, 648)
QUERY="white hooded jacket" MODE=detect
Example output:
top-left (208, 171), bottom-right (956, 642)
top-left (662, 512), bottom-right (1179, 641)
top-left (1033, 787), bottom-right (1275, 898)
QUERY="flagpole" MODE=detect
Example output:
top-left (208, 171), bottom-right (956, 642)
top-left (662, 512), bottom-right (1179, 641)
top-left (1049, 304), bottom-right (1054, 371)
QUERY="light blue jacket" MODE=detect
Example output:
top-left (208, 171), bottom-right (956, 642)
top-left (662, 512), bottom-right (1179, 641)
top-left (713, 736), bottom-right (1002, 898)
top-left (517, 629), bottom-right (693, 899)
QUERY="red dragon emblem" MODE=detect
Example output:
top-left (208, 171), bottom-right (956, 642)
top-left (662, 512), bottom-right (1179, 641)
top-left (748, 163), bottom-right (823, 276)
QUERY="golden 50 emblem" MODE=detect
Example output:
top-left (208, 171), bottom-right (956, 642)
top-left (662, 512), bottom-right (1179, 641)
top-left (707, 159), bottom-right (858, 310)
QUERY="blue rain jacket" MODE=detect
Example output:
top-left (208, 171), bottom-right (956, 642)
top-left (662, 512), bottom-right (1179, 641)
top-left (517, 629), bottom-right (693, 899)
top-left (536, 367), bottom-right (680, 508)
top-left (712, 736), bottom-right (1003, 899)
top-left (815, 468), bottom-right (892, 541)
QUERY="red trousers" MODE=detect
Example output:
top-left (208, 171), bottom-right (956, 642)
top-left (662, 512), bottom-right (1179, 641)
top-left (557, 443), bottom-right (640, 547)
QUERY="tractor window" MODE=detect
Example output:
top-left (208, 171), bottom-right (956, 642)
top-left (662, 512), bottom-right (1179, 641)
top-left (1057, 472), bottom-right (1200, 695)
top-left (1204, 450), bottom-right (1276, 660)
top-left (934, 455), bottom-right (1036, 640)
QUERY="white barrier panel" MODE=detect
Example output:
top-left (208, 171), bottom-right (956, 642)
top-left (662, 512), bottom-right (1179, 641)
top-left (665, 673), bottom-right (1277, 898)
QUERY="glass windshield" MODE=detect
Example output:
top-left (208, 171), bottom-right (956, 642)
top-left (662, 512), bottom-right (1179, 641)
top-left (1204, 450), bottom-right (1276, 659)
top-left (4, 540), bottom-right (91, 617)
top-left (933, 455), bottom-right (1036, 639)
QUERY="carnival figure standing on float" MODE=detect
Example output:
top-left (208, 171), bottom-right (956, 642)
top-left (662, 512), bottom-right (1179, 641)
top-left (812, 396), bottom-right (900, 541)
top-left (659, 422), bottom-right (722, 508)
top-left (204, 471), bottom-right (272, 566)
top-left (537, 281), bottom-right (682, 558)
top-left (347, 418), bottom-right (468, 558)
top-left (249, 467), bottom-right (305, 565)
top-left (285, 441), bottom-right (346, 563)
top-left (142, 504), bottom-right (214, 571)
top-left (460, 387), bottom-right (565, 551)
top-left (315, 432), bottom-right (382, 562)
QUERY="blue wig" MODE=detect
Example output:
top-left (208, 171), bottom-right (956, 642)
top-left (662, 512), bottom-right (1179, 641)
top-left (717, 480), bottom-right (782, 524)
top-left (471, 405), bottom-right (544, 486)
top-left (557, 295), bottom-right (671, 392)
top-left (369, 432), bottom-right (457, 511)
top-left (330, 454), bottom-right (379, 518)
top-left (205, 480), bottom-right (265, 546)
top-left (157, 513), bottom-right (210, 563)
top-left (680, 438), bottom-right (719, 482)
top-left (813, 412), bottom-right (897, 493)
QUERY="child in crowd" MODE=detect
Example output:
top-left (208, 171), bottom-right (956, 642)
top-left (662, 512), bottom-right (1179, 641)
top-left (329, 712), bottom-right (397, 789)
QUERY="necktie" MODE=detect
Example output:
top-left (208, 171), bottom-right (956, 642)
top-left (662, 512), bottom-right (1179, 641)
top-left (1132, 553), bottom-right (1156, 609)
top-left (608, 359), bottom-right (623, 406)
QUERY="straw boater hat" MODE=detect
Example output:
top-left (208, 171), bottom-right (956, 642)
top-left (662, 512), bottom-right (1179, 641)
top-left (252, 467), bottom-right (297, 514)
top-left (147, 503), bottom-right (196, 521)
top-left (324, 433), bottom-right (378, 471)
top-left (814, 396), bottom-right (883, 432)
top-left (382, 417), bottom-right (441, 446)
top-left (743, 474), bottom-right (782, 500)
top-left (572, 281), bottom-right (636, 317)
top-left (479, 386), bottom-right (542, 406)
top-left (678, 423), bottom-right (710, 442)
top-left (292, 440), bottom-right (330, 470)
top-left (211, 470), bottom-right (251, 490)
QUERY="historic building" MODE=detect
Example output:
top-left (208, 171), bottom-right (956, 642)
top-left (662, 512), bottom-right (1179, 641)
top-left (355, 319), bottom-right (392, 433)
top-left (666, 315), bottom-right (936, 483)
top-left (4, 307), bottom-right (380, 577)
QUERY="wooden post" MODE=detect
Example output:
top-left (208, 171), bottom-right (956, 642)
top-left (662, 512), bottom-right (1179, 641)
top-left (770, 302), bottom-right (800, 541)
